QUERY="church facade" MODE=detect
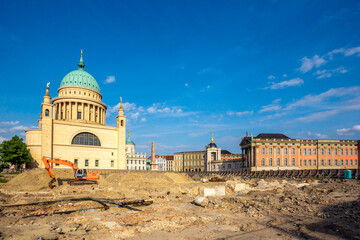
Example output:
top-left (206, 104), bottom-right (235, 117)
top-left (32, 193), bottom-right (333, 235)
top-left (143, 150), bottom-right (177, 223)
top-left (25, 51), bottom-right (127, 169)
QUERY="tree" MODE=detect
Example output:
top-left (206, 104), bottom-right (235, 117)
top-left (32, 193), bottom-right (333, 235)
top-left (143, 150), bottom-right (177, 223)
top-left (0, 135), bottom-right (31, 171)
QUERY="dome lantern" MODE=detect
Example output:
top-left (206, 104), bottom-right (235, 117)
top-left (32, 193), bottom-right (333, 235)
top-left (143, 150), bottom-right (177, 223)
top-left (78, 49), bottom-right (85, 70)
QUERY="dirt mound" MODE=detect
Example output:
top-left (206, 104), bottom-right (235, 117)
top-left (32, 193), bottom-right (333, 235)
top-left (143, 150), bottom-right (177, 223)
top-left (102, 172), bottom-right (194, 185)
top-left (100, 172), bottom-right (196, 197)
top-left (2, 169), bottom-right (75, 191)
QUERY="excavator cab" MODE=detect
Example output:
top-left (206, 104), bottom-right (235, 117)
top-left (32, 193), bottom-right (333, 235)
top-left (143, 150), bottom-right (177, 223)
top-left (75, 169), bottom-right (87, 180)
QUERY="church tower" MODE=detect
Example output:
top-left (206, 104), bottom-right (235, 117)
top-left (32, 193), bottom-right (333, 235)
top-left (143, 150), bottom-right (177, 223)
top-left (204, 133), bottom-right (221, 172)
top-left (40, 83), bottom-right (53, 167)
top-left (117, 97), bottom-right (126, 169)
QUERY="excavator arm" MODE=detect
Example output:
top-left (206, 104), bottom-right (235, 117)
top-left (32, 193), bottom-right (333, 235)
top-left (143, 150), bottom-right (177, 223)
top-left (42, 156), bottom-right (79, 188)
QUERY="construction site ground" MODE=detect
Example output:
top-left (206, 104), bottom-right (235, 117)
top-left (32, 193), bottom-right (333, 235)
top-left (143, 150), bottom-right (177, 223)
top-left (0, 169), bottom-right (359, 240)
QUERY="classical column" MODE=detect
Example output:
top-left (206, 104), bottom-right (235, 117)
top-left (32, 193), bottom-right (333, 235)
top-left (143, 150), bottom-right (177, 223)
top-left (82, 103), bottom-right (84, 120)
top-left (251, 146), bottom-right (254, 167)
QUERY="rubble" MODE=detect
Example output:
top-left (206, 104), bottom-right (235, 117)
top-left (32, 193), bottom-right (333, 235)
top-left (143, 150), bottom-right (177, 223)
top-left (0, 170), bottom-right (359, 239)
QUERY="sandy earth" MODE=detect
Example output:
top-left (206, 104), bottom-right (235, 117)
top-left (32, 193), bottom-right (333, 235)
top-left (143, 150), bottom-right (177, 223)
top-left (0, 169), bottom-right (359, 240)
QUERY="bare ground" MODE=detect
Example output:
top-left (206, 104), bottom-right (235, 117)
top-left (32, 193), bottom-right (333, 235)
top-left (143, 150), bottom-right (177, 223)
top-left (0, 169), bottom-right (359, 240)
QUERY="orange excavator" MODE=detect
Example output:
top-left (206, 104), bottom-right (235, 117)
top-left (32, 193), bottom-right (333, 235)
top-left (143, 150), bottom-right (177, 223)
top-left (42, 156), bottom-right (99, 189)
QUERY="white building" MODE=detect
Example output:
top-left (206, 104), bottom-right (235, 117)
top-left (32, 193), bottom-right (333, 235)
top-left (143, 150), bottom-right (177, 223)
top-left (125, 132), bottom-right (147, 170)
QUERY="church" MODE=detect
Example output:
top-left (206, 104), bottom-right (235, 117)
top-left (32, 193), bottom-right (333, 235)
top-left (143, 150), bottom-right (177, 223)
top-left (25, 51), bottom-right (127, 169)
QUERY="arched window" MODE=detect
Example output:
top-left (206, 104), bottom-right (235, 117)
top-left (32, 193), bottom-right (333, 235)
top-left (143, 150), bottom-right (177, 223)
top-left (45, 109), bottom-right (49, 116)
top-left (72, 132), bottom-right (101, 146)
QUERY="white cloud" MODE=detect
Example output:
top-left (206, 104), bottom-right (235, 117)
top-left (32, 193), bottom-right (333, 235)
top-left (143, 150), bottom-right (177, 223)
top-left (306, 131), bottom-right (328, 139)
top-left (336, 124), bottom-right (360, 136)
top-left (206, 85), bottom-right (211, 89)
top-left (295, 110), bottom-right (339, 122)
top-left (146, 103), bottom-right (197, 117)
top-left (285, 86), bottom-right (360, 110)
top-left (259, 99), bottom-right (282, 113)
top-left (9, 125), bottom-right (36, 131)
top-left (313, 67), bottom-right (349, 79)
top-left (267, 75), bottom-right (275, 80)
top-left (129, 112), bottom-right (140, 119)
top-left (104, 76), bottom-right (116, 84)
top-left (140, 117), bottom-right (147, 122)
top-left (0, 121), bottom-right (19, 125)
top-left (0, 136), bottom-right (7, 143)
top-left (265, 78), bottom-right (304, 90)
top-left (0, 128), bottom-right (7, 133)
top-left (185, 83), bottom-right (189, 87)
top-left (328, 46), bottom-right (360, 58)
top-left (298, 55), bottom-right (326, 73)
top-left (227, 111), bottom-right (254, 117)
top-left (282, 74), bottom-right (287, 78)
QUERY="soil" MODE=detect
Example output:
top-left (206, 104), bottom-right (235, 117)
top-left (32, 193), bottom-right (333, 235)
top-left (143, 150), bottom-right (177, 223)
top-left (0, 170), bottom-right (359, 239)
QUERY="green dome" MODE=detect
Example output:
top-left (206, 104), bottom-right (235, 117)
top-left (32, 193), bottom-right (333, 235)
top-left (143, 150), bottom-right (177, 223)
top-left (126, 136), bottom-right (135, 145)
top-left (126, 131), bottom-right (135, 145)
top-left (60, 52), bottom-right (101, 93)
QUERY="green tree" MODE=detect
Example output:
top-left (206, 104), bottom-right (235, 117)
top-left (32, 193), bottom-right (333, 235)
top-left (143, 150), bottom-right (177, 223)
top-left (0, 135), bottom-right (31, 171)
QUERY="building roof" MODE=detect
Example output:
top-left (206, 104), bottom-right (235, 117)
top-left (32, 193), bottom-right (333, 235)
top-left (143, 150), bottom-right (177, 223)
top-left (163, 155), bottom-right (174, 160)
top-left (60, 51), bottom-right (101, 93)
top-left (221, 150), bottom-right (232, 154)
top-left (255, 133), bottom-right (290, 139)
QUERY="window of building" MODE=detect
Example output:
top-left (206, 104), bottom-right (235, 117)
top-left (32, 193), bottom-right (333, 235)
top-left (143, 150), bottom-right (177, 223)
top-left (269, 148), bottom-right (273, 155)
top-left (313, 148), bottom-right (316, 155)
top-left (121, 120), bottom-right (124, 126)
top-left (304, 160), bottom-right (307, 166)
top-left (292, 158), bottom-right (295, 166)
top-left (313, 160), bottom-right (316, 166)
top-left (346, 160), bottom-right (348, 166)
top-left (85, 159), bottom-right (89, 167)
top-left (335, 148), bottom-right (338, 155)
top-left (277, 148), bottom-right (280, 155)
top-left (350, 160), bottom-right (353, 166)
top-left (285, 158), bottom-right (288, 166)
top-left (277, 158), bottom-right (280, 166)
top-left (292, 148), bottom-right (295, 155)
top-left (355, 149), bottom-right (358, 155)
top-left (284, 148), bottom-right (288, 155)
top-left (261, 158), bottom-right (265, 166)
top-left (111, 160), bottom-right (114, 167)
top-left (355, 160), bottom-right (358, 166)
top-left (340, 149), bottom-right (343, 155)
top-left (261, 148), bottom-right (265, 155)
top-left (328, 159), bottom-right (331, 166)
top-left (308, 149), bottom-right (311, 155)
top-left (303, 149), bottom-right (306, 155)
top-left (309, 160), bottom-right (312, 166)
top-left (77, 112), bottom-right (81, 119)
top-left (327, 149), bottom-right (331, 155)
top-left (72, 132), bottom-right (100, 146)
top-left (45, 109), bottom-right (49, 116)
top-left (95, 160), bottom-right (99, 167)
top-left (74, 159), bottom-right (78, 166)
top-left (340, 160), bottom-right (344, 166)
top-left (269, 158), bottom-right (273, 166)
top-left (345, 149), bottom-right (348, 155)
top-left (321, 149), bottom-right (324, 155)
top-left (350, 149), bottom-right (353, 155)
top-left (228, 164), bottom-right (231, 169)
top-left (320, 159), bottom-right (324, 166)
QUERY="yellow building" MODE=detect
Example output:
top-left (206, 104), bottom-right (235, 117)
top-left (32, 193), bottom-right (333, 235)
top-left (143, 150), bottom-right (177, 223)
top-left (25, 51), bottom-right (127, 169)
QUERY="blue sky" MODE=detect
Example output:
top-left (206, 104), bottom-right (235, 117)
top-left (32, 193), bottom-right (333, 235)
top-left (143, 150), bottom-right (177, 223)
top-left (0, 0), bottom-right (360, 155)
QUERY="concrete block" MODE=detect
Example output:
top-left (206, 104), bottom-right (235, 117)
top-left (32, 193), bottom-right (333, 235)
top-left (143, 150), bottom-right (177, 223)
top-left (199, 186), bottom-right (226, 197)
